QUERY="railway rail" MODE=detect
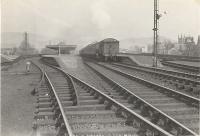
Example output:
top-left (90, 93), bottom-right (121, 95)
top-left (84, 61), bottom-right (199, 135)
top-left (32, 59), bottom-right (174, 136)
top-left (119, 53), bottom-right (200, 62)
top-left (108, 63), bottom-right (200, 98)
top-left (116, 62), bottom-right (200, 80)
top-left (161, 61), bottom-right (200, 74)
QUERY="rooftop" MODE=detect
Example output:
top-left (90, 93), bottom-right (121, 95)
top-left (46, 45), bottom-right (77, 50)
top-left (101, 38), bottom-right (119, 43)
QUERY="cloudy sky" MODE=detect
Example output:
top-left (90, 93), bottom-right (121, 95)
top-left (1, 0), bottom-right (200, 47)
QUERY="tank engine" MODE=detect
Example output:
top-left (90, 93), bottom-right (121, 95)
top-left (79, 38), bottom-right (119, 61)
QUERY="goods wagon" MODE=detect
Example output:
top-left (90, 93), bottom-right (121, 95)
top-left (80, 38), bottom-right (119, 61)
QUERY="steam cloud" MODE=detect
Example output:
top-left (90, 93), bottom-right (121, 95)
top-left (91, 0), bottom-right (111, 30)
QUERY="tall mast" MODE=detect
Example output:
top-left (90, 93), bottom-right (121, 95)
top-left (153, 0), bottom-right (159, 67)
top-left (24, 32), bottom-right (29, 52)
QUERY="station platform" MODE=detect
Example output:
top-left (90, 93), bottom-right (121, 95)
top-left (43, 55), bottom-right (80, 70)
top-left (49, 55), bottom-right (92, 81)
top-left (129, 55), bottom-right (154, 66)
top-left (45, 54), bottom-right (163, 68)
top-left (118, 54), bottom-right (162, 67)
top-left (44, 55), bottom-right (111, 91)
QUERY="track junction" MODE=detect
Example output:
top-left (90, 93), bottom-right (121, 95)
top-left (28, 55), bottom-right (199, 136)
top-left (1, 54), bottom-right (199, 136)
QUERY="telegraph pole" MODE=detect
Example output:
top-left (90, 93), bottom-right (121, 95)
top-left (58, 45), bottom-right (61, 55)
top-left (25, 32), bottom-right (28, 51)
top-left (153, 0), bottom-right (159, 67)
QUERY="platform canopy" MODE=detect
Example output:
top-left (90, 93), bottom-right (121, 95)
top-left (46, 43), bottom-right (77, 54)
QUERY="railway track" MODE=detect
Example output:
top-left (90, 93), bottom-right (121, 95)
top-left (161, 61), bottom-right (200, 74)
top-left (32, 59), bottom-right (173, 136)
top-left (85, 61), bottom-right (199, 135)
top-left (107, 63), bottom-right (200, 98)
top-left (116, 63), bottom-right (200, 81)
top-left (161, 66), bottom-right (198, 75)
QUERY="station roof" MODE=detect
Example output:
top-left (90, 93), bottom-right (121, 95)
top-left (101, 38), bottom-right (119, 43)
top-left (46, 45), bottom-right (77, 50)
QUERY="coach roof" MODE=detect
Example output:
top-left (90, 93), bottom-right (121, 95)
top-left (100, 38), bottom-right (119, 43)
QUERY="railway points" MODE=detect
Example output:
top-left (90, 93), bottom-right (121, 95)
top-left (39, 55), bottom-right (199, 135)
top-left (2, 38), bottom-right (200, 136)
top-left (33, 57), bottom-right (173, 136)
top-left (104, 63), bottom-right (200, 98)
top-left (2, 53), bottom-right (200, 136)
top-left (3, 0), bottom-right (200, 135)
top-left (84, 62), bottom-right (199, 134)
top-left (166, 61), bottom-right (200, 68)
top-left (161, 61), bottom-right (200, 74)
top-left (118, 53), bottom-right (200, 74)
top-left (113, 62), bottom-right (200, 80)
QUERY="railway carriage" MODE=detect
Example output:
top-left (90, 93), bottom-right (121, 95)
top-left (80, 38), bottom-right (119, 61)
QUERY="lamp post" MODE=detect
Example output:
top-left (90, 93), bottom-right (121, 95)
top-left (58, 45), bottom-right (61, 56)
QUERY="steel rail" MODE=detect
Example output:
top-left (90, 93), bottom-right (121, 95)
top-left (66, 71), bottom-right (173, 136)
top-left (51, 66), bottom-right (80, 105)
top-left (33, 59), bottom-right (75, 136)
top-left (40, 57), bottom-right (80, 105)
top-left (119, 53), bottom-right (200, 62)
top-left (96, 63), bottom-right (200, 107)
top-left (39, 57), bottom-right (199, 135)
top-left (44, 71), bottom-right (74, 136)
top-left (45, 62), bottom-right (173, 135)
top-left (113, 63), bottom-right (200, 84)
top-left (85, 62), bottom-right (199, 136)
top-left (161, 61), bottom-right (200, 73)
top-left (41, 61), bottom-right (80, 105)
top-left (114, 62), bottom-right (200, 79)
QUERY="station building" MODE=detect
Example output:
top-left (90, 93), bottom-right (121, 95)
top-left (46, 42), bottom-right (77, 55)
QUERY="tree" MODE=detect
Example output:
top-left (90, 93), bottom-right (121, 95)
top-left (12, 47), bottom-right (17, 55)
top-left (163, 40), bottom-right (175, 54)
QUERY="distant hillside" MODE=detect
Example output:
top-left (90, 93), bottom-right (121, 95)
top-left (1, 32), bottom-right (51, 50)
top-left (1, 32), bottom-right (23, 48)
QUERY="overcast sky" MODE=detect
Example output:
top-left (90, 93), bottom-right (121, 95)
top-left (2, 0), bottom-right (200, 46)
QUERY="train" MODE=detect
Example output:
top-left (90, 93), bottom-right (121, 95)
top-left (79, 38), bottom-right (119, 61)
